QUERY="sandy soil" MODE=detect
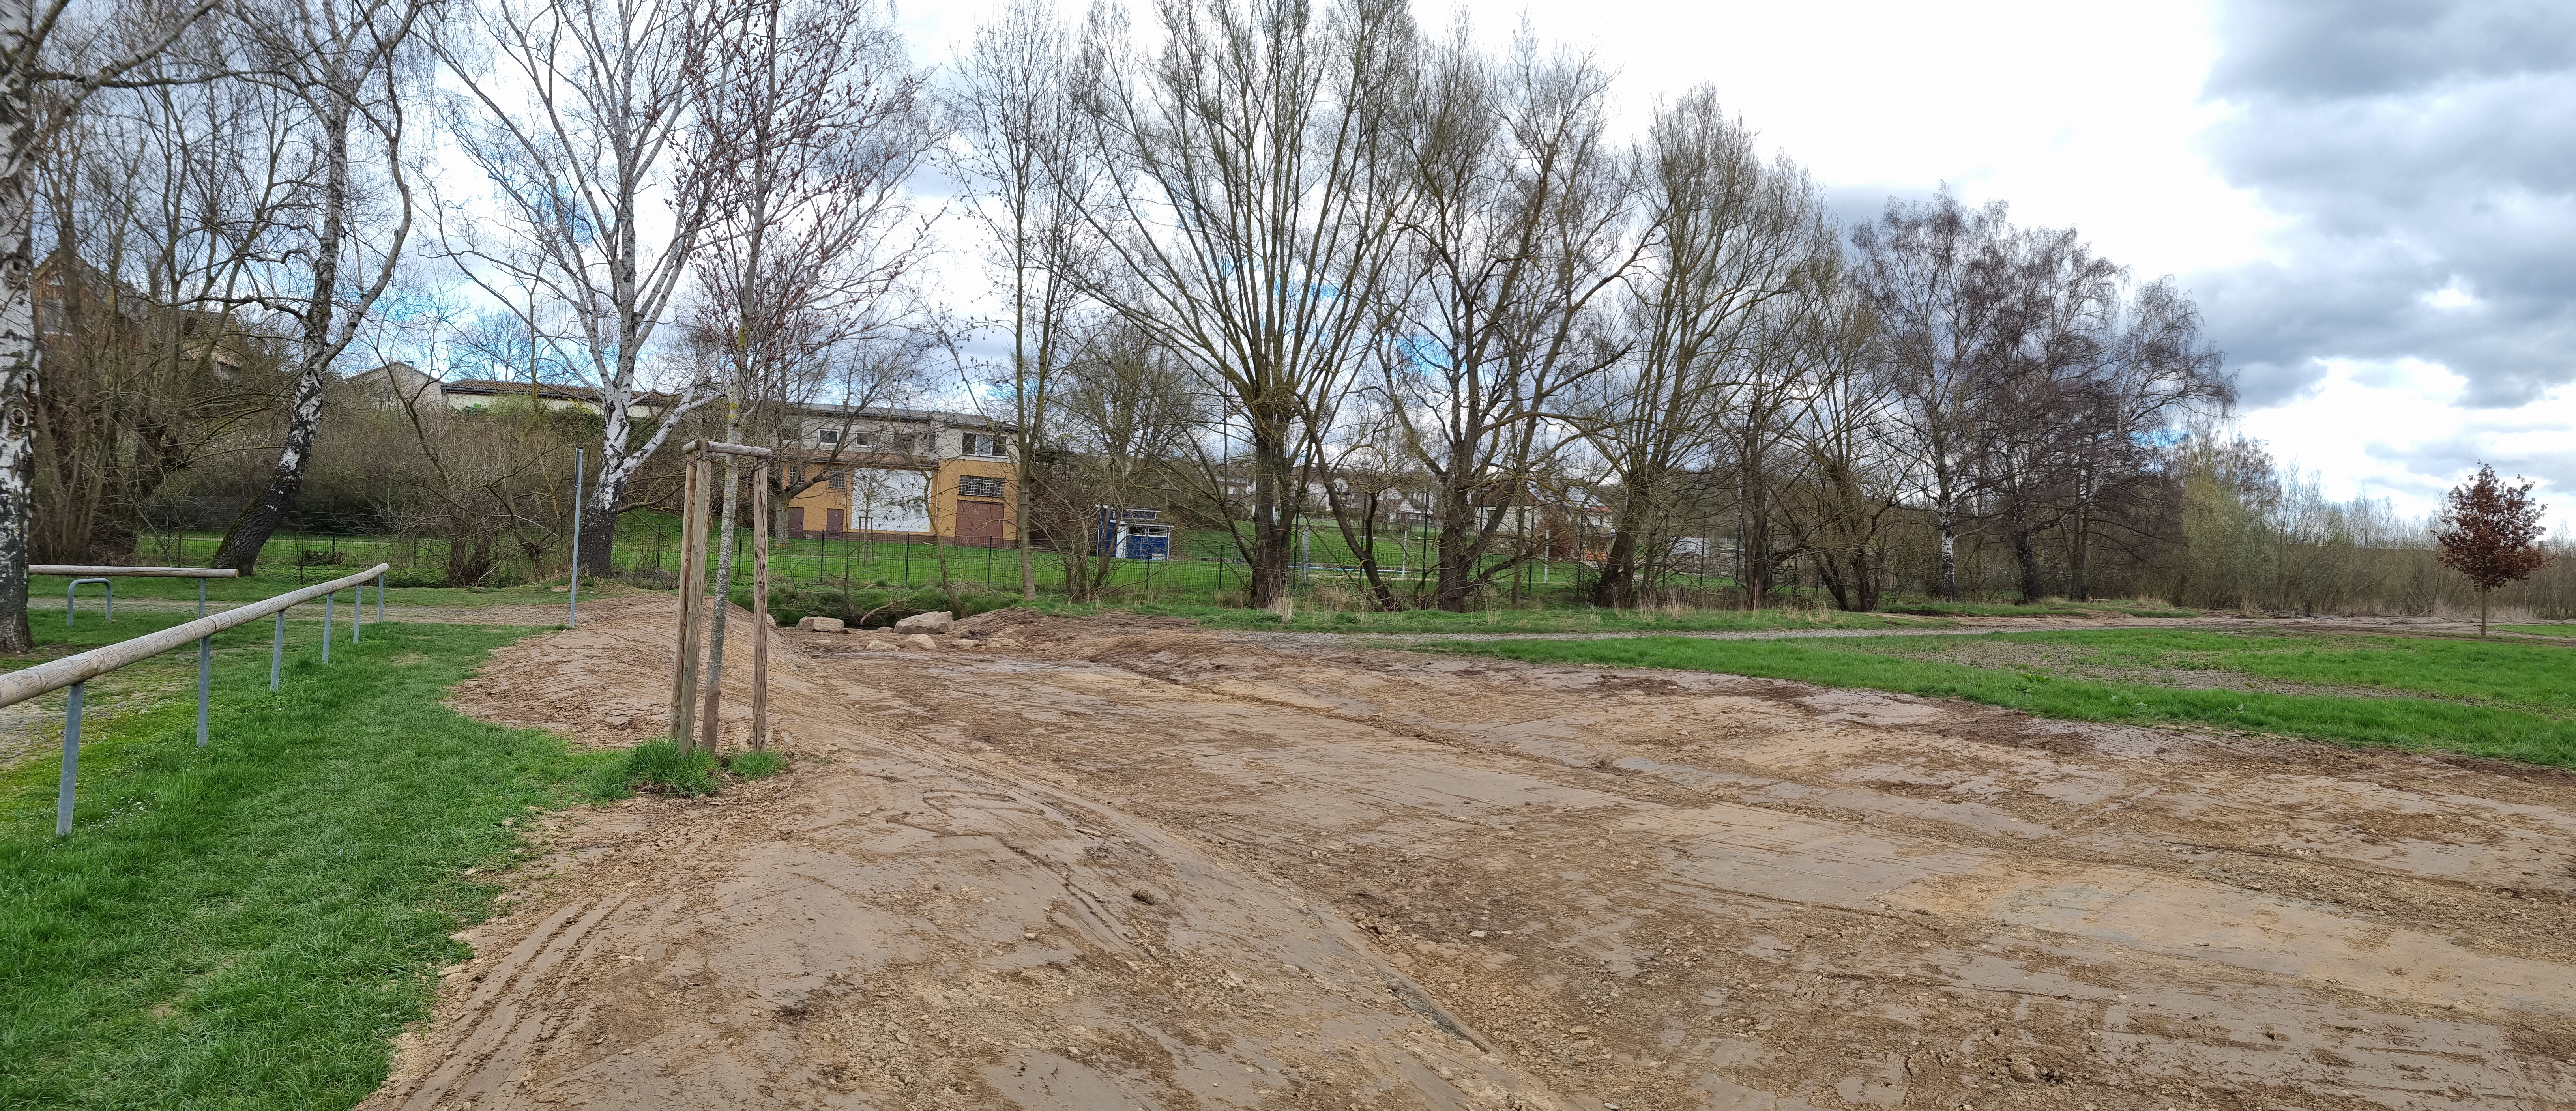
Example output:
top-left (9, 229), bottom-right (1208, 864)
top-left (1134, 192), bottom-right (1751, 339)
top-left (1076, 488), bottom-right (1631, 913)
top-left (366, 598), bottom-right (2576, 1110)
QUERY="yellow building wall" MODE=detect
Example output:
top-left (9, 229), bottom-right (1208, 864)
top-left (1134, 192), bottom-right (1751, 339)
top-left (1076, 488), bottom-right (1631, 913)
top-left (929, 458), bottom-right (1018, 541)
top-left (781, 456), bottom-right (1017, 540)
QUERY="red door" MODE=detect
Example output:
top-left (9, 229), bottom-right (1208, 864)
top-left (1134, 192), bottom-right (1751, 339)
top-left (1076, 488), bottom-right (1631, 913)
top-left (788, 507), bottom-right (806, 537)
top-left (825, 507), bottom-right (845, 535)
top-left (955, 500), bottom-right (1006, 541)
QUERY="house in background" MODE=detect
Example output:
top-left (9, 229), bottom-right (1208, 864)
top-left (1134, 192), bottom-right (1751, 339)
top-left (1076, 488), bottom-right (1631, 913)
top-left (780, 406), bottom-right (1017, 543)
top-left (347, 365), bottom-right (1020, 543)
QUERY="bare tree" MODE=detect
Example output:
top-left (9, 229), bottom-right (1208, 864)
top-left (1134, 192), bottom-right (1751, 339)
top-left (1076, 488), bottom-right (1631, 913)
top-left (29, 26), bottom-right (289, 566)
top-left (1772, 263), bottom-right (1896, 611)
top-left (206, 0), bottom-right (433, 573)
top-left (1075, 0), bottom-right (1417, 609)
top-left (1847, 189), bottom-right (2018, 602)
top-left (0, 0), bottom-right (217, 647)
top-left (945, 0), bottom-right (1101, 601)
top-left (2059, 276), bottom-right (2229, 600)
top-left (684, 0), bottom-right (930, 728)
top-left (1043, 318), bottom-right (1202, 602)
top-left (1381, 26), bottom-right (1635, 611)
top-left (438, 0), bottom-right (731, 576)
top-left (1580, 88), bottom-right (1823, 607)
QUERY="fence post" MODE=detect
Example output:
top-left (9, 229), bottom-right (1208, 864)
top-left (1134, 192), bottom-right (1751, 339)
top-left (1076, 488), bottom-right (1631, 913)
top-left (377, 570), bottom-right (385, 623)
top-left (197, 578), bottom-right (206, 617)
top-left (55, 681), bottom-right (84, 835)
top-left (323, 592), bottom-right (333, 663)
top-left (569, 446), bottom-right (584, 628)
top-left (196, 637), bottom-right (212, 746)
top-left (270, 612), bottom-right (285, 691)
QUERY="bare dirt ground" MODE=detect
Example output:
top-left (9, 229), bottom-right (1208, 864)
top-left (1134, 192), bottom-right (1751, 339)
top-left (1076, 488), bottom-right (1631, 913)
top-left (366, 597), bottom-right (2576, 1110)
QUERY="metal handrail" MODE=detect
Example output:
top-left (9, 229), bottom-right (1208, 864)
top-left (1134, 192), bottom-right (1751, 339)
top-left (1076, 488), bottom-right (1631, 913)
top-left (32, 565), bottom-right (244, 579)
top-left (36, 565), bottom-right (242, 624)
top-left (66, 578), bottom-right (111, 625)
top-left (11, 563), bottom-right (390, 836)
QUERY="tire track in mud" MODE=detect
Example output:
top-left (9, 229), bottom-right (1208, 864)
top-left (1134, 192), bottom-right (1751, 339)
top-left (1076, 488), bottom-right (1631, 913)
top-left (374, 602), bottom-right (2576, 1110)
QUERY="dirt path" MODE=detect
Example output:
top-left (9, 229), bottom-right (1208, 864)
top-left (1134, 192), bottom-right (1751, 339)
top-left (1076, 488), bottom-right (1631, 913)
top-left (369, 601), bottom-right (2576, 1110)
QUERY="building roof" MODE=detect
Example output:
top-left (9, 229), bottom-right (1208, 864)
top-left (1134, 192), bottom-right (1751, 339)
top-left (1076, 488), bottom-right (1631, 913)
top-left (434, 379), bottom-right (1014, 432)
top-left (438, 378), bottom-right (681, 407)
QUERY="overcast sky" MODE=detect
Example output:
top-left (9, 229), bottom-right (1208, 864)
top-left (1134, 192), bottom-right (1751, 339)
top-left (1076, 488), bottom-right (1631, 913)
top-left (896, 0), bottom-right (2574, 525)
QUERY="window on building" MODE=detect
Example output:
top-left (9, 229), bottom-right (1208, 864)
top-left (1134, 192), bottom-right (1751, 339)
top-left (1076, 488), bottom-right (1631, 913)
top-left (818, 428), bottom-right (840, 446)
top-left (827, 469), bottom-right (846, 491)
top-left (790, 462), bottom-right (806, 486)
top-left (958, 475), bottom-right (1006, 500)
top-left (962, 432), bottom-right (1006, 458)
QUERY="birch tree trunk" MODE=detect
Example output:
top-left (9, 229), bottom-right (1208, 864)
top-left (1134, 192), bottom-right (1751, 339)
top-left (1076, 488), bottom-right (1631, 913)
top-left (0, 0), bottom-right (40, 649)
top-left (215, 97), bottom-right (353, 574)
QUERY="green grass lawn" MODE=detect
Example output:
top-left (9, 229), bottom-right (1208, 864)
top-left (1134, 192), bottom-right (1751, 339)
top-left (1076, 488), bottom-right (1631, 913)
top-left (2501, 623), bottom-right (2576, 637)
top-left (1431, 628), bottom-right (2576, 768)
top-left (0, 613), bottom-right (605, 1109)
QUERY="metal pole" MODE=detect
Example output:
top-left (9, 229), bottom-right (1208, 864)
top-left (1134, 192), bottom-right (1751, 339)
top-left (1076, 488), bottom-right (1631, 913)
top-left (376, 570), bottom-right (385, 623)
top-left (56, 681), bottom-right (83, 836)
top-left (197, 578), bottom-right (206, 617)
top-left (353, 582), bottom-right (362, 644)
top-left (271, 611), bottom-right (285, 690)
top-left (569, 446), bottom-right (584, 628)
top-left (323, 591), bottom-right (333, 663)
top-left (196, 636), bottom-right (211, 746)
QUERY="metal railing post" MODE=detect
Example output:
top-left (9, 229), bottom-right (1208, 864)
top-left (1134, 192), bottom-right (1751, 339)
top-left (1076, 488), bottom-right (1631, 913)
top-left (323, 592), bottom-right (333, 663)
top-left (569, 446), bottom-right (583, 628)
top-left (196, 637), bottom-right (212, 746)
top-left (8, 563), bottom-right (386, 834)
top-left (66, 578), bottom-right (113, 626)
top-left (352, 585), bottom-right (361, 644)
top-left (56, 682), bottom-right (83, 836)
top-left (376, 570), bottom-right (385, 623)
top-left (197, 578), bottom-right (207, 617)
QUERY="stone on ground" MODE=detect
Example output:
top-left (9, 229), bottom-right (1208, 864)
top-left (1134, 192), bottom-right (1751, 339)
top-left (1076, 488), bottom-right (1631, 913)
top-left (894, 610), bottom-right (955, 634)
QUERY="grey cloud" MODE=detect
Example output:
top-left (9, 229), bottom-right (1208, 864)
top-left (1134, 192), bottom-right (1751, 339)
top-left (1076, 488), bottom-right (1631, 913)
top-left (2194, 0), bottom-right (2576, 413)
top-left (2207, 0), bottom-right (2576, 101)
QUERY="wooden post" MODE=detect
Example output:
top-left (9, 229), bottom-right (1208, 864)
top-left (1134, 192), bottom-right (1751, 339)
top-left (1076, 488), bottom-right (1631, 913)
top-left (750, 462), bottom-right (771, 752)
top-left (670, 456), bottom-right (711, 751)
top-left (696, 456), bottom-right (732, 753)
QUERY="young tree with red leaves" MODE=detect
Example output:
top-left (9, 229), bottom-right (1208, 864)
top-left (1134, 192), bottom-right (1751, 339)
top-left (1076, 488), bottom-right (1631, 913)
top-left (2434, 464), bottom-right (2552, 636)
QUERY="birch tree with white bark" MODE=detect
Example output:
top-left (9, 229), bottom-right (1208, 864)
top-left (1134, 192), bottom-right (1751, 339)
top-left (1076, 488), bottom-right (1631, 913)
top-left (209, 0), bottom-right (436, 573)
top-left (437, 0), bottom-right (731, 576)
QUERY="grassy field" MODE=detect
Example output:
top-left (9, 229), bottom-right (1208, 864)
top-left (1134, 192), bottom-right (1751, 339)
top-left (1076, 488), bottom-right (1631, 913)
top-left (1432, 628), bottom-right (2576, 768)
top-left (0, 613), bottom-right (604, 1109)
top-left (2501, 623), bottom-right (2576, 637)
top-left (127, 513), bottom-right (1739, 609)
top-left (1880, 600), bottom-right (2199, 618)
